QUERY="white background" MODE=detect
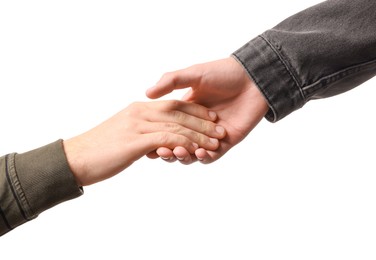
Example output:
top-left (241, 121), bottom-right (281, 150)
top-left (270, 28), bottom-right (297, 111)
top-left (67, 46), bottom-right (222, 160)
top-left (1, 0), bottom-right (375, 259)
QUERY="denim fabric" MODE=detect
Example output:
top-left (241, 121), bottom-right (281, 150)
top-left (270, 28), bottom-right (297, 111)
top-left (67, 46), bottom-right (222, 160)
top-left (2, 0), bottom-right (376, 236)
top-left (233, 0), bottom-right (376, 122)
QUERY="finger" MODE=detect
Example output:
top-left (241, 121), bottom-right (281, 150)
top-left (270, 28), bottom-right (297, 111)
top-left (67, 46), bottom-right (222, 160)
top-left (146, 151), bottom-right (159, 159)
top-left (125, 100), bottom-right (217, 124)
top-left (182, 88), bottom-right (194, 101)
top-left (173, 146), bottom-right (198, 165)
top-left (158, 112), bottom-right (225, 139)
top-left (152, 100), bottom-right (218, 122)
top-left (142, 122), bottom-right (220, 151)
top-left (156, 147), bottom-right (177, 162)
top-left (143, 107), bottom-right (226, 140)
top-left (154, 147), bottom-right (197, 165)
top-left (173, 146), bottom-right (191, 163)
top-left (195, 148), bottom-right (217, 164)
top-left (146, 149), bottom-right (177, 162)
top-left (144, 132), bottom-right (198, 154)
top-left (146, 66), bottom-right (201, 99)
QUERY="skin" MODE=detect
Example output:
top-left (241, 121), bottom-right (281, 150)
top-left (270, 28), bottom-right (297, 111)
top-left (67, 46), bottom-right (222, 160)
top-left (146, 56), bottom-right (269, 164)
top-left (63, 100), bottom-right (226, 186)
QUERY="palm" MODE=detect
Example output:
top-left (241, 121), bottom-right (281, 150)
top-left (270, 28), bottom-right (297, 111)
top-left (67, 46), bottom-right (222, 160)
top-left (183, 71), bottom-right (266, 161)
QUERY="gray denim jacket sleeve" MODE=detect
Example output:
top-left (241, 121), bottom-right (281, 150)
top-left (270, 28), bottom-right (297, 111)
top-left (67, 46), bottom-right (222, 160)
top-left (232, 0), bottom-right (376, 122)
top-left (0, 140), bottom-right (83, 236)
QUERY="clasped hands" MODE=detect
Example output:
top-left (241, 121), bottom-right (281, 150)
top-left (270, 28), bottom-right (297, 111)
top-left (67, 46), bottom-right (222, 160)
top-left (63, 57), bottom-right (268, 186)
top-left (146, 57), bottom-right (269, 165)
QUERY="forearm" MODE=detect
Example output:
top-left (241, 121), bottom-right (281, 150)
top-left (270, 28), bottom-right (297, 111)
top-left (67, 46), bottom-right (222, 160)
top-left (233, 0), bottom-right (376, 122)
top-left (0, 140), bottom-right (83, 236)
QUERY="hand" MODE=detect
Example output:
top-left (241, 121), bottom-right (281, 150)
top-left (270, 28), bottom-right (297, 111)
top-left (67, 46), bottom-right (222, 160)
top-left (146, 57), bottom-right (269, 164)
top-left (63, 100), bottom-right (226, 186)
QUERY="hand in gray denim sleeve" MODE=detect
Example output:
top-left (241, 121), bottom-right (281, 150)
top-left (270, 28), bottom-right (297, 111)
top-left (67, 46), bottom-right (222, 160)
top-left (233, 0), bottom-right (376, 122)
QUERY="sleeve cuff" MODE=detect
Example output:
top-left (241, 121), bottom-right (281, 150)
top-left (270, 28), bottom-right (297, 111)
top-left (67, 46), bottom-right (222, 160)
top-left (232, 35), bottom-right (306, 122)
top-left (12, 140), bottom-right (83, 219)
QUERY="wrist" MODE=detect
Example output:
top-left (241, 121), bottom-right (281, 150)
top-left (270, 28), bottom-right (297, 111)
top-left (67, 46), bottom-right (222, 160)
top-left (248, 79), bottom-right (269, 118)
top-left (231, 55), bottom-right (269, 118)
top-left (63, 137), bottom-right (87, 187)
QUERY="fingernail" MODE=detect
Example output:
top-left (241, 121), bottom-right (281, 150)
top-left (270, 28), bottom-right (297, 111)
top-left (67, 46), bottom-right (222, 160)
top-left (192, 143), bottom-right (199, 149)
top-left (210, 138), bottom-right (218, 144)
top-left (176, 156), bottom-right (184, 161)
top-left (215, 126), bottom-right (225, 135)
top-left (161, 156), bottom-right (172, 160)
top-left (209, 111), bottom-right (217, 120)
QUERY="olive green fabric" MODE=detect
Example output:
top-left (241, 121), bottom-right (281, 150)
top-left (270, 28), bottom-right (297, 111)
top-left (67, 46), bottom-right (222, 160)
top-left (0, 140), bottom-right (83, 236)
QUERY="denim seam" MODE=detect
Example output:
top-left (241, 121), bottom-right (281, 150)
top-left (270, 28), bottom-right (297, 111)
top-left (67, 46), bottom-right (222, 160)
top-left (259, 35), bottom-right (306, 102)
top-left (6, 154), bottom-right (35, 220)
top-left (302, 58), bottom-right (376, 96)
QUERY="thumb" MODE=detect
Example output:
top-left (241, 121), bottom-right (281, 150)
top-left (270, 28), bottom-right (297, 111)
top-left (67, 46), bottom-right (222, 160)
top-left (146, 66), bottom-right (201, 99)
top-left (181, 88), bottom-right (194, 101)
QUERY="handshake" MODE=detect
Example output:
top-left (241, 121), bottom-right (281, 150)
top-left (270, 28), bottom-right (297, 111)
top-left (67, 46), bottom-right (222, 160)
top-left (0, 56), bottom-right (269, 237)
top-left (64, 57), bottom-right (269, 186)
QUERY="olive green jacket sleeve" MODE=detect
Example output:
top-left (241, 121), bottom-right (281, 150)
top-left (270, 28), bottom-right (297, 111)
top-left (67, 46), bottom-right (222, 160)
top-left (0, 140), bottom-right (83, 236)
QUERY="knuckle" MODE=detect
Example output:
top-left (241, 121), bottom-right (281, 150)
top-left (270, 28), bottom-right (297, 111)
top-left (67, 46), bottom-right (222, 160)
top-left (161, 71), bottom-right (174, 83)
top-left (199, 120), bottom-right (212, 133)
top-left (161, 71), bottom-right (172, 79)
top-left (161, 71), bottom-right (180, 88)
top-left (163, 99), bottom-right (181, 111)
top-left (184, 130), bottom-right (201, 144)
top-left (126, 101), bottom-right (143, 116)
top-left (167, 110), bottom-right (185, 122)
top-left (163, 122), bottom-right (179, 132)
top-left (156, 131), bottom-right (188, 148)
top-left (156, 132), bottom-right (170, 145)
